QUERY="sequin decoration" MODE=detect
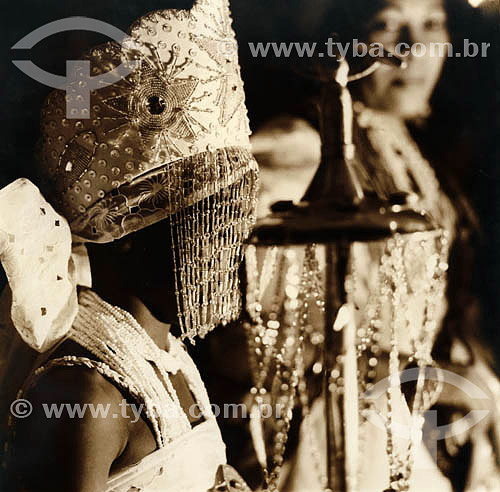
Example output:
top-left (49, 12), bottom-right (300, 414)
top-left (38, 0), bottom-right (253, 243)
top-left (36, 0), bottom-right (259, 341)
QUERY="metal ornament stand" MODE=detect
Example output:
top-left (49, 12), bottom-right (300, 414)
top-left (248, 58), bottom-right (437, 492)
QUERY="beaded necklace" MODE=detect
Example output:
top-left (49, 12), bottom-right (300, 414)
top-left (14, 289), bottom-right (213, 449)
top-left (246, 232), bottom-right (449, 491)
top-left (73, 289), bottom-right (194, 446)
top-left (246, 245), bottom-right (326, 490)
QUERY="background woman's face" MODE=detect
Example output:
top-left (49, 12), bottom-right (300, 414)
top-left (359, 0), bottom-right (449, 119)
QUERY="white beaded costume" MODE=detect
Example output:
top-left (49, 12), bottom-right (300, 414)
top-left (17, 290), bottom-right (227, 492)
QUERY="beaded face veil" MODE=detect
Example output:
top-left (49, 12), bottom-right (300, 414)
top-left (38, 0), bottom-right (259, 341)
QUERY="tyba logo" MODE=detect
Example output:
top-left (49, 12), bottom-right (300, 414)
top-left (12, 17), bottom-right (139, 118)
top-left (360, 366), bottom-right (491, 466)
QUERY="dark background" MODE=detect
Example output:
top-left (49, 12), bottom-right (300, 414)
top-left (0, 0), bottom-right (499, 363)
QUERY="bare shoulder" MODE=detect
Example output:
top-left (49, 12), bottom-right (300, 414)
top-left (27, 362), bottom-right (126, 408)
top-left (12, 365), bottom-right (129, 492)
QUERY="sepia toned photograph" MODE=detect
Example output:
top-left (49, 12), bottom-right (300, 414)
top-left (0, 1), bottom-right (499, 491)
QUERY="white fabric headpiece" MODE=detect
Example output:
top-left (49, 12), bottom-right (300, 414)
top-left (0, 178), bottom-right (90, 352)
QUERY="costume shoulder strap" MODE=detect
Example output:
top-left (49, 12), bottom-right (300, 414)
top-left (19, 355), bottom-right (163, 447)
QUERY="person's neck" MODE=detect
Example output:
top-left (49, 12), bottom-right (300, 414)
top-left (124, 295), bottom-right (172, 351)
top-left (90, 286), bottom-right (171, 351)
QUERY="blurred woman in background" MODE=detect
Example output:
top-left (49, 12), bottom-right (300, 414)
top-left (206, 0), bottom-right (499, 490)
top-left (280, 1), bottom-right (500, 490)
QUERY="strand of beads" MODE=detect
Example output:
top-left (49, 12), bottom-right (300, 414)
top-left (245, 246), bottom-right (287, 487)
top-left (245, 245), bottom-right (277, 386)
top-left (296, 244), bottom-right (329, 490)
top-left (246, 245), bottom-right (282, 387)
top-left (246, 244), bottom-right (332, 490)
top-left (70, 290), bottom-right (195, 446)
top-left (382, 233), bottom-right (446, 492)
top-left (254, 248), bottom-right (285, 395)
top-left (382, 234), bottom-right (413, 492)
top-left (305, 244), bottom-right (327, 315)
top-left (353, 246), bottom-right (383, 393)
top-left (301, 244), bottom-right (328, 356)
top-left (404, 231), bottom-right (448, 477)
top-left (264, 249), bottom-right (304, 490)
top-left (348, 243), bottom-right (384, 487)
top-left (402, 234), bottom-right (447, 490)
top-left (297, 355), bottom-right (329, 490)
top-left (246, 245), bottom-right (329, 490)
